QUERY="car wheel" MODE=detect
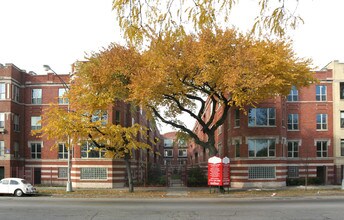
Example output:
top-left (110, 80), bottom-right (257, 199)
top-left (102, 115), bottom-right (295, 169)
top-left (14, 189), bottom-right (23, 197)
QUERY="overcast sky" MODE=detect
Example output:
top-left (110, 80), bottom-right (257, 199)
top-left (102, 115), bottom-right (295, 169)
top-left (1, 0), bottom-right (343, 133)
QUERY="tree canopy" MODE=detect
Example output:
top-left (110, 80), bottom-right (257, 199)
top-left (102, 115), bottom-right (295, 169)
top-left (113, 0), bottom-right (304, 45)
top-left (72, 27), bottom-right (314, 156)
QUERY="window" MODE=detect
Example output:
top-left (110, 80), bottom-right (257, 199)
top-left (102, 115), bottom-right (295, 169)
top-left (287, 114), bottom-right (299, 130)
top-left (316, 85), bottom-right (327, 101)
top-left (13, 114), bottom-right (19, 132)
top-left (287, 86), bottom-right (298, 101)
top-left (0, 141), bottom-right (4, 156)
top-left (235, 140), bottom-right (240, 158)
top-left (81, 141), bottom-right (105, 158)
top-left (31, 116), bottom-right (41, 130)
top-left (217, 142), bottom-right (222, 157)
top-left (30, 142), bottom-right (42, 159)
top-left (0, 113), bottom-right (4, 128)
top-left (178, 149), bottom-right (187, 157)
top-left (32, 89), bottom-right (42, 104)
top-left (248, 108), bottom-right (276, 127)
top-left (248, 139), bottom-right (276, 157)
top-left (115, 111), bottom-right (121, 125)
top-left (248, 167), bottom-right (275, 179)
top-left (14, 142), bottom-right (19, 158)
top-left (58, 143), bottom-right (68, 159)
top-left (288, 166), bottom-right (299, 178)
top-left (58, 88), bottom-right (69, 104)
top-left (341, 139), bottom-right (344, 157)
top-left (0, 83), bottom-right (5, 99)
top-left (234, 109), bottom-right (240, 127)
top-left (341, 111), bottom-right (344, 128)
top-left (91, 110), bottom-right (108, 125)
top-left (58, 167), bottom-right (68, 179)
top-left (164, 139), bottom-right (173, 148)
top-left (80, 167), bottom-right (107, 180)
top-left (13, 85), bottom-right (19, 102)
top-left (316, 114), bottom-right (327, 130)
top-left (164, 149), bottom-right (173, 157)
top-left (287, 141), bottom-right (299, 158)
top-left (10, 180), bottom-right (19, 185)
top-left (340, 83), bottom-right (344, 99)
top-left (217, 125), bottom-right (223, 135)
top-left (316, 141), bottom-right (328, 157)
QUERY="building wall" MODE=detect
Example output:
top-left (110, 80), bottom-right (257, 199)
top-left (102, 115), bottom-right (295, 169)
top-left (189, 68), bottom-right (335, 188)
top-left (0, 63), bottom-right (162, 188)
top-left (325, 60), bottom-right (344, 183)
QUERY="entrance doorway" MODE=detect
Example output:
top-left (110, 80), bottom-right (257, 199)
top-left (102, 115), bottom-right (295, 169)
top-left (34, 168), bottom-right (41, 184)
top-left (0, 167), bottom-right (4, 179)
top-left (316, 166), bottom-right (326, 185)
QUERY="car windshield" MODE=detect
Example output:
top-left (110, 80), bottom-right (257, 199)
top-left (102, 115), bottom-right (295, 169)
top-left (21, 180), bottom-right (29, 184)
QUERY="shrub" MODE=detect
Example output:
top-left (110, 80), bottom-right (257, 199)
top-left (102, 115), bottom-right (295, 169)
top-left (147, 164), bottom-right (166, 186)
top-left (187, 166), bottom-right (208, 187)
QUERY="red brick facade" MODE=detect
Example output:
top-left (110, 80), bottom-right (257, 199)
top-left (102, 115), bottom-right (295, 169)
top-left (189, 69), bottom-right (335, 188)
top-left (0, 63), bottom-right (163, 188)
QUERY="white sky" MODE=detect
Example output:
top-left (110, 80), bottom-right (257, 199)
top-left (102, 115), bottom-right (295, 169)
top-left (1, 0), bottom-right (343, 133)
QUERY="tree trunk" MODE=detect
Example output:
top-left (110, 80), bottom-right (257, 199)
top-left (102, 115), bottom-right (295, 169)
top-left (124, 153), bottom-right (134, 193)
top-left (206, 134), bottom-right (217, 157)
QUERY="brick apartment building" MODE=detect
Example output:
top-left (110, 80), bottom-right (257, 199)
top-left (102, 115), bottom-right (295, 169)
top-left (0, 63), bottom-right (163, 188)
top-left (189, 66), bottom-right (336, 188)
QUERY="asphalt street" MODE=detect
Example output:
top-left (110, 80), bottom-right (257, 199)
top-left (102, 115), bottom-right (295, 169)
top-left (0, 196), bottom-right (344, 220)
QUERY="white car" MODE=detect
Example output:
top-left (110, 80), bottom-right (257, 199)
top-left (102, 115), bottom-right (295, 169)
top-left (0, 178), bottom-right (36, 197)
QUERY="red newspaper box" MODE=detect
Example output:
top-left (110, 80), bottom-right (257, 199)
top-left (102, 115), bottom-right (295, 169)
top-left (208, 156), bottom-right (230, 186)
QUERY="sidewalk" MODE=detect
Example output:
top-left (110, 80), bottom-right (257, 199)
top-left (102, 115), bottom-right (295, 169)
top-left (35, 185), bottom-right (344, 198)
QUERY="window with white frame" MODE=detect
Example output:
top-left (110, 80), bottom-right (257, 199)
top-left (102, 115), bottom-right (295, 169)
top-left (248, 108), bottom-right (276, 127)
top-left (287, 141), bottom-right (299, 158)
top-left (30, 142), bottom-right (42, 159)
top-left (58, 167), bottom-right (68, 179)
top-left (81, 141), bottom-right (105, 158)
top-left (13, 114), bottom-right (19, 132)
top-left (178, 149), bottom-right (187, 157)
top-left (0, 83), bottom-right (5, 99)
top-left (316, 85), bottom-right (327, 101)
top-left (341, 111), bottom-right (344, 128)
top-left (32, 89), bottom-right (42, 104)
top-left (80, 167), bottom-right (107, 180)
top-left (287, 114), bottom-right (299, 130)
top-left (248, 166), bottom-right (275, 179)
top-left (31, 116), bottom-right (41, 130)
top-left (13, 85), bottom-right (19, 102)
top-left (58, 143), bottom-right (68, 159)
top-left (316, 114), bottom-right (327, 130)
top-left (164, 149), bottom-right (173, 157)
top-left (0, 113), bottom-right (4, 128)
top-left (248, 139), bottom-right (276, 157)
top-left (287, 86), bottom-right (298, 101)
top-left (316, 140), bottom-right (328, 158)
top-left (234, 109), bottom-right (240, 127)
top-left (0, 141), bottom-right (4, 156)
top-left (58, 88), bottom-right (69, 104)
top-left (164, 139), bottom-right (173, 148)
top-left (287, 166), bottom-right (299, 178)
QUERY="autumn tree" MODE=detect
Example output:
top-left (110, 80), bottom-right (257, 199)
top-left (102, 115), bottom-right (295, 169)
top-left (72, 27), bottom-right (314, 156)
top-left (113, 0), bottom-right (304, 45)
top-left (37, 66), bottom-right (151, 192)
